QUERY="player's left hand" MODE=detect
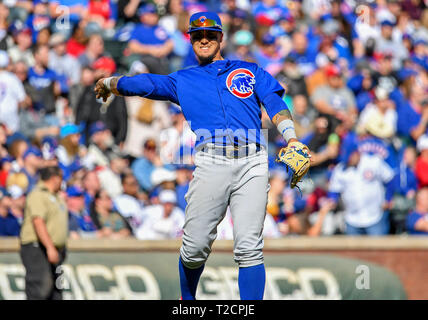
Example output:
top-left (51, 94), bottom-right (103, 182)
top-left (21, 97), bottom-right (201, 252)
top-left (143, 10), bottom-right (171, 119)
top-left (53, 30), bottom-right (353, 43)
top-left (94, 78), bottom-right (111, 102)
top-left (276, 140), bottom-right (311, 189)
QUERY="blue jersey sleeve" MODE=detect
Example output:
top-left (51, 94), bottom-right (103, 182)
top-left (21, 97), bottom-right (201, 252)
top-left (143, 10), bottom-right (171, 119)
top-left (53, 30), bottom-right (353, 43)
top-left (117, 73), bottom-right (179, 105)
top-left (254, 66), bottom-right (287, 120)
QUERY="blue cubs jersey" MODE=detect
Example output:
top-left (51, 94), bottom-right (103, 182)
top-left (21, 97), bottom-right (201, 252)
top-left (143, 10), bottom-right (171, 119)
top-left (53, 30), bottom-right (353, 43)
top-left (358, 136), bottom-right (398, 170)
top-left (117, 59), bottom-right (287, 148)
top-left (130, 24), bottom-right (170, 46)
top-left (28, 67), bottom-right (58, 89)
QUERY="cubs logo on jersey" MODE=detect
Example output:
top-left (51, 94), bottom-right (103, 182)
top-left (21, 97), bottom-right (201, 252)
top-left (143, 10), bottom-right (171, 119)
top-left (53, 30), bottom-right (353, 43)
top-left (226, 68), bottom-right (256, 99)
top-left (155, 27), bottom-right (168, 41)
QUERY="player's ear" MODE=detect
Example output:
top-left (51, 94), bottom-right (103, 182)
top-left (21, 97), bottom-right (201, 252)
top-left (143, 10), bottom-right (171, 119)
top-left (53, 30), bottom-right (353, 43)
top-left (219, 32), bottom-right (223, 43)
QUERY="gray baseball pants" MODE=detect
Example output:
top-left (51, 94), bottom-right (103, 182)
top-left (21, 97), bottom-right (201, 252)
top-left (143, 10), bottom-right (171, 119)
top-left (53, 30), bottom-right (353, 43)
top-left (180, 145), bottom-right (269, 269)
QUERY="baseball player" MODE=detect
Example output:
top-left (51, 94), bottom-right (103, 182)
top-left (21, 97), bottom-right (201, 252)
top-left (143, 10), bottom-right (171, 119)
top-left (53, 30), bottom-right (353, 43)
top-left (94, 12), bottom-right (310, 300)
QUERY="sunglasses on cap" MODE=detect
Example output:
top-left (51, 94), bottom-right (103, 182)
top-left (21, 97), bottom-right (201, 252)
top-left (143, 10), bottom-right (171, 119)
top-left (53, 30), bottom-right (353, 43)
top-left (189, 17), bottom-right (221, 30)
top-left (190, 30), bottom-right (220, 42)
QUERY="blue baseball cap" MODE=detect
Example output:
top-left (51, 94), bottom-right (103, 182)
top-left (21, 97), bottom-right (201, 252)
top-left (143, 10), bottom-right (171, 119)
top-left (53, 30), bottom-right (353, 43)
top-left (381, 19), bottom-right (395, 27)
top-left (8, 20), bottom-right (32, 37)
top-left (6, 132), bottom-right (28, 147)
top-left (414, 39), bottom-right (427, 46)
top-left (262, 33), bottom-right (276, 45)
top-left (398, 68), bottom-right (418, 81)
top-left (138, 3), bottom-right (157, 16)
top-left (66, 185), bottom-right (84, 197)
top-left (60, 123), bottom-right (80, 139)
top-left (23, 146), bottom-right (42, 159)
top-left (341, 140), bottom-right (359, 165)
top-left (89, 121), bottom-right (108, 136)
top-left (187, 12), bottom-right (223, 34)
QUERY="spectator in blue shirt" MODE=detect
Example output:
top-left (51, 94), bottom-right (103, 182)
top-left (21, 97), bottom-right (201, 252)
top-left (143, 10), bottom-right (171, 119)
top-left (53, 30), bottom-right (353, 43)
top-left (270, 12), bottom-right (294, 38)
top-left (411, 39), bottom-right (428, 71)
top-left (21, 146), bottom-right (43, 193)
top-left (288, 31), bottom-right (317, 76)
top-left (27, 44), bottom-right (61, 125)
top-left (254, 33), bottom-right (284, 75)
top-left (131, 138), bottom-right (162, 192)
top-left (347, 66), bottom-right (375, 112)
top-left (127, 3), bottom-right (173, 74)
top-left (7, 183), bottom-right (25, 221)
top-left (406, 187), bottom-right (428, 235)
top-left (82, 170), bottom-right (101, 215)
top-left (26, 0), bottom-right (51, 43)
top-left (392, 69), bottom-right (427, 142)
top-left (392, 146), bottom-right (418, 198)
top-left (175, 164), bottom-right (193, 212)
top-left (67, 185), bottom-right (98, 239)
top-left (388, 146), bottom-right (418, 233)
top-left (319, 18), bottom-right (353, 67)
top-left (0, 188), bottom-right (20, 236)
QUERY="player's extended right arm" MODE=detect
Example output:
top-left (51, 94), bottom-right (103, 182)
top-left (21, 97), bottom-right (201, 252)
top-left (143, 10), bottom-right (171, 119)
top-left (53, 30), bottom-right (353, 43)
top-left (94, 73), bottom-right (179, 104)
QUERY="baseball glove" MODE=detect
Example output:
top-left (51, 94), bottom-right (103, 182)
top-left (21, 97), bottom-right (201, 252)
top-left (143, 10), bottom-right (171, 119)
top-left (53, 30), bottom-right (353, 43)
top-left (276, 141), bottom-right (311, 188)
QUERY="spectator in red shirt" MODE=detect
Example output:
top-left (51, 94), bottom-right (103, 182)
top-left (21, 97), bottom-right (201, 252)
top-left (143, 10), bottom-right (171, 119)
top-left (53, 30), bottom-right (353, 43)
top-left (0, 156), bottom-right (13, 187)
top-left (67, 23), bottom-right (88, 58)
top-left (86, 0), bottom-right (116, 29)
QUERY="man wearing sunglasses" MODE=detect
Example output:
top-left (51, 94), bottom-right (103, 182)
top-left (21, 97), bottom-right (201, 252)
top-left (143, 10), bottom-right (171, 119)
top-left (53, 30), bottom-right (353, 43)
top-left (95, 11), bottom-right (310, 300)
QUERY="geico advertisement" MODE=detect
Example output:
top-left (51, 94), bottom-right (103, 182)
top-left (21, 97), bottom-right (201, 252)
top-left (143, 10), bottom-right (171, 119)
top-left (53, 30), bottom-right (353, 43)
top-left (0, 252), bottom-right (407, 300)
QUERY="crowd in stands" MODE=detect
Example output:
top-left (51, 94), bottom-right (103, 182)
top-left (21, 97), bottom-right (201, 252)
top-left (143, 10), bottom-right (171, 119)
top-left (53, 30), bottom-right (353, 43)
top-left (0, 0), bottom-right (428, 239)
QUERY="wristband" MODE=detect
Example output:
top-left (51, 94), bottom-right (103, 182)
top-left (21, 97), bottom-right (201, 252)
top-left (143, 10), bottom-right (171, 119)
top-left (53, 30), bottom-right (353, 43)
top-left (277, 119), bottom-right (297, 143)
top-left (103, 77), bottom-right (114, 90)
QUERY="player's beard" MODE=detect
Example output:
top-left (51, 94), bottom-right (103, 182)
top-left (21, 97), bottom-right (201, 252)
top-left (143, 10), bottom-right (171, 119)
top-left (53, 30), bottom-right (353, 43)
top-left (196, 45), bottom-right (221, 65)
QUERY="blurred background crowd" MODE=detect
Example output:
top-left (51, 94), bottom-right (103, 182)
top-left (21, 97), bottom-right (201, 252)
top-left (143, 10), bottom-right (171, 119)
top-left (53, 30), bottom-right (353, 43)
top-left (0, 0), bottom-right (427, 240)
